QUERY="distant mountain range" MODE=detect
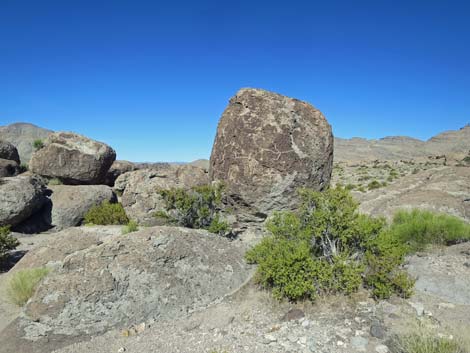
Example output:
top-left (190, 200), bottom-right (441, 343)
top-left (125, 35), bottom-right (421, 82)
top-left (334, 125), bottom-right (470, 163)
top-left (1, 122), bottom-right (469, 165)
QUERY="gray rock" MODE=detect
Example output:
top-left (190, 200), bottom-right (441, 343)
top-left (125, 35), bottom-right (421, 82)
top-left (209, 88), bottom-right (333, 221)
top-left (0, 175), bottom-right (49, 227)
top-left (21, 226), bottom-right (251, 337)
top-left (0, 140), bottom-right (20, 164)
top-left (30, 132), bottom-right (116, 185)
top-left (117, 165), bottom-right (209, 225)
top-left (0, 158), bottom-right (19, 177)
top-left (370, 320), bottom-right (386, 339)
top-left (281, 308), bottom-right (305, 322)
top-left (104, 160), bottom-right (140, 187)
top-left (49, 184), bottom-right (117, 230)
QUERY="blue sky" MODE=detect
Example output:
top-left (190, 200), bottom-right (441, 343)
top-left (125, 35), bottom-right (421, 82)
top-left (1, 0), bottom-right (469, 162)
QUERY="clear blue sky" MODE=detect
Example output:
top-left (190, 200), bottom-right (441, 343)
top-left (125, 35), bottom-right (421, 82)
top-left (1, 0), bottom-right (469, 162)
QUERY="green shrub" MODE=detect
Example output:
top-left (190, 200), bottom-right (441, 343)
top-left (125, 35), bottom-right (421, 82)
top-left (48, 178), bottom-right (63, 186)
top-left (462, 155), bottom-right (470, 165)
top-left (345, 184), bottom-right (356, 190)
top-left (121, 220), bottom-right (139, 234)
top-left (33, 139), bottom-right (44, 151)
top-left (368, 180), bottom-right (382, 190)
top-left (0, 226), bottom-right (19, 263)
top-left (7, 267), bottom-right (49, 306)
top-left (84, 201), bottom-right (129, 225)
top-left (246, 187), bottom-right (410, 301)
top-left (389, 209), bottom-right (470, 252)
top-left (157, 183), bottom-right (231, 236)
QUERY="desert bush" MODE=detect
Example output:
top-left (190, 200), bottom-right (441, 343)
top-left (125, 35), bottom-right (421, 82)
top-left (463, 155), bottom-right (470, 164)
top-left (7, 267), bottom-right (49, 306)
top-left (390, 323), bottom-right (469, 353)
top-left (0, 226), bottom-right (19, 263)
top-left (157, 183), bottom-right (231, 236)
top-left (246, 187), bottom-right (412, 301)
top-left (389, 209), bottom-right (470, 252)
top-left (345, 184), bottom-right (356, 190)
top-left (84, 201), bottom-right (129, 225)
top-left (33, 139), bottom-right (44, 151)
top-left (121, 220), bottom-right (139, 234)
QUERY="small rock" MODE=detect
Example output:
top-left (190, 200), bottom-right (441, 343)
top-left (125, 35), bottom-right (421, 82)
top-left (308, 337), bottom-right (317, 352)
top-left (263, 334), bottom-right (277, 344)
top-left (301, 320), bottom-right (310, 328)
top-left (287, 334), bottom-right (298, 343)
top-left (118, 348), bottom-right (126, 353)
top-left (463, 262), bottom-right (470, 268)
top-left (375, 344), bottom-right (389, 353)
top-left (337, 340), bottom-right (345, 346)
top-left (438, 303), bottom-right (455, 309)
top-left (281, 308), bottom-right (305, 322)
top-left (351, 336), bottom-right (368, 352)
top-left (299, 336), bottom-right (307, 345)
top-left (370, 321), bottom-right (386, 339)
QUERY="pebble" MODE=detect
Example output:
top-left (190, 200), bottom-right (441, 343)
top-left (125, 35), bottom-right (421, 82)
top-left (263, 334), bottom-right (277, 343)
top-left (370, 321), bottom-right (386, 339)
top-left (301, 320), bottom-right (310, 328)
top-left (375, 344), bottom-right (389, 353)
top-left (117, 348), bottom-right (126, 353)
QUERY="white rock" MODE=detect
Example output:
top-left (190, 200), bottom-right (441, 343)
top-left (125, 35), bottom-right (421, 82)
top-left (375, 344), bottom-right (389, 353)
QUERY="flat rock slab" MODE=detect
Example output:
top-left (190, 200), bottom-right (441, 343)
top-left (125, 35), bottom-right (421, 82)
top-left (12, 226), bottom-right (251, 340)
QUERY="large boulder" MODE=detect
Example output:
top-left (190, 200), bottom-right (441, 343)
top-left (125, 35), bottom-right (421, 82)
top-left (104, 160), bottom-right (139, 186)
top-left (18, 226), bottom-right (251, 338)
top-left (0, 175), bottom-right (49, 227)
top-left (0, 140), bottom-right (20, 164)
top-left (117, 165), bottom-right (210, 225)
top-left (210, 88), bottom-right (334, 220)
top-left (0, 158), bottom-right (19, 177)
top-left (29, 132), bottom-right (116, 185)
top-left (49, 185), bottom-right (117, 230)
top-left (0, 122), bottom-right (52, 163)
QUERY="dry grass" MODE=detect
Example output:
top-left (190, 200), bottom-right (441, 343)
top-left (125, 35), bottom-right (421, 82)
top-left (7, 267), bottom-right (49, 306)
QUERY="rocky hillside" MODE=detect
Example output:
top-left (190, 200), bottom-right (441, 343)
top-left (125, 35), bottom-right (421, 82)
top-left (334, 124), bottom-right (470, 163)
top-left (0, 123), bottom-right (52, 164)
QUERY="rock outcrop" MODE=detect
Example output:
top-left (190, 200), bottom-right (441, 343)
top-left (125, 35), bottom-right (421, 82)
top-left (104, 160), bottom-right (139, 186)
top-left (210, 88), bottom-right (333, 220)
top-left (49, 185), bottom-right (117, 230)
top-left (19, 226), bottom-right (251, 337)
top-left (0, 140), bottom-right (20, 164)
top-left (29, 132), bottom-right (116, 185)
top-left (0, 159), bottom-right (19, 177)
top-left (0, 175), bottom-right (49, 227)
top-left (0, 122), bottom-right (52, 163)
top-left (117, 165), bottom-right (209, 225)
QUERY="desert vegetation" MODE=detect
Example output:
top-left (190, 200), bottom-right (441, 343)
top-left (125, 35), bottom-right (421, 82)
top-left (246, 186), bottom-right (414, 300)
top-left (156, 183), bottom-right (231, 236)
top-left (246, 187), bottom-right (470, 302)
top-left (84, 201), bottom-right (129, 225)
top-left (0, 226), bottom-right (19, 264)
top-left (7, 267), bottom-right (49, 306)
top-left (121, 220), bottom-right (139, 234)
top-left (32, 138), bottom-right (44, 151)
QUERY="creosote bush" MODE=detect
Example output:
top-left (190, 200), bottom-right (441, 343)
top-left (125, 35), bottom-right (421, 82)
top-left (7, 267), bottom-right (49, 306)
top-left (0, 226), bottom-right (19, 263)
top-left (246, 187), bottom-right (414, 301)
top-left (389, 209), bottom-right (470, 253)
top-left (84, 201), bottom-right (129, 225)
top-left (156, 183), bottom-right (231, 236)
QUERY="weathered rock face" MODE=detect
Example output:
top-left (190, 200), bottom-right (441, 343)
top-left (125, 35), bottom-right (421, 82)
top-left (21, 226), bottom-right (251, 337)
top-left (29, 132), bottom-right (116, 185)
top-left (0, 140), bottom-right (20, 164)
top-left (49, 185), bottom-right (117, 230)
top-left (0, 175), bottom-right (49, 227)
top-left (0, 158), bottom-right (19, 177)
top-left (104, 160), bottom-right (139, 186)
top-left (0, 122), bottom-right (52, 163)
top-left (210, 88), bottom-right (334, 220)
top-left (117, 165), bottom-right (210, 225)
